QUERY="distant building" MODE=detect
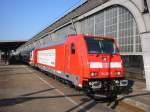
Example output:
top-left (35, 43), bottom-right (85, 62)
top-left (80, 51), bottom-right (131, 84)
top-left (0, 40), bottom-right (26, 63)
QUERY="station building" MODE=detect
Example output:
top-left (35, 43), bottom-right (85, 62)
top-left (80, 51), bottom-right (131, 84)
top-left (16, 0), bottom-right (150, 90)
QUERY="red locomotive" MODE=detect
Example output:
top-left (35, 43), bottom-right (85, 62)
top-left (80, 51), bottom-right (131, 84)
top-left (30, 34), bottom-right (128, 97)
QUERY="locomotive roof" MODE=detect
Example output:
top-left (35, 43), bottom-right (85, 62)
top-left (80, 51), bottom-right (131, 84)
top-left (37, 39), bottom-right (66, 49)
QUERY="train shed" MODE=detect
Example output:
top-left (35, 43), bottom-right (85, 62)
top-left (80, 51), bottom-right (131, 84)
top-left (16, 0), bottom-right (150, 90)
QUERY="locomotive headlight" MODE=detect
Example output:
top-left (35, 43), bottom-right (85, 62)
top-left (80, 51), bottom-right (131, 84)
top-left (90, 72), bottom-right (98, 77)
top-left (116, 71), bottom-right (121, 75)
top-left (115, 80), bottom-right (119, 84)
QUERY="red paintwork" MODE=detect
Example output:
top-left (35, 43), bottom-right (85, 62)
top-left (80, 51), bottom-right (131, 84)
top-left (31, 34), bottom-right (124, 87)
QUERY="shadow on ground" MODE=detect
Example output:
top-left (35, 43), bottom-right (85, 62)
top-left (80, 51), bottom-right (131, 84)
top-left (0, 88), bottom-right (84, 107)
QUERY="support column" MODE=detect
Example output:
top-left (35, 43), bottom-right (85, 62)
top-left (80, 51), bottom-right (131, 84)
top-left (141, 32), bottom-right (150, 90)
top-left (75, 21), bottom-right (81, 34)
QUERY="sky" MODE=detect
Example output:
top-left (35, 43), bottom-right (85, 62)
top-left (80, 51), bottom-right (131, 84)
top-left (0, 0), bottom-right (83, 41)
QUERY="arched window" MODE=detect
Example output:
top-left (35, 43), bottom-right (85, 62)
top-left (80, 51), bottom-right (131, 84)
top-left (81, 6), bottom-right (141, 53)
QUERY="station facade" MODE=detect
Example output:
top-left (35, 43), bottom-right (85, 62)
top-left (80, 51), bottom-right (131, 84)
top-left (16, 0), bottom-right (150, 90)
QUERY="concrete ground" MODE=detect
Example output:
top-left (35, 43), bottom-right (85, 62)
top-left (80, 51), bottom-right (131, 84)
top-left (0, 64), bottom-right (114, 112)
top-left (0, 64), bottom-right (149, 112)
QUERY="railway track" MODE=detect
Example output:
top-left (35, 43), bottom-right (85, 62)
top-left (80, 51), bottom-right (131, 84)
top-left (32, 66), bottom-right (145, 112)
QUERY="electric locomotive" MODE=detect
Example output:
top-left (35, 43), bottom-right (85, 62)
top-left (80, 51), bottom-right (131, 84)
top-left (30, 34), bottom-right (128, 97)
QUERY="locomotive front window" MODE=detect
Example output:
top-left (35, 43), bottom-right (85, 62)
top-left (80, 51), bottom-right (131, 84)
top-left (85, 37), bottom-right (119, 54)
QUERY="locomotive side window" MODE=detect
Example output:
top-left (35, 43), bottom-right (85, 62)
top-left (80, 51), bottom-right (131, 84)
top-left (70, 43), bottom-right (75, 54)
top-left (85, 37), bottom-right (119, 54)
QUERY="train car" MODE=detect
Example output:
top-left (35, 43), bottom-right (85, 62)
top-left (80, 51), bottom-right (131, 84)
top-left (31, 34), bottom-right (128, 97)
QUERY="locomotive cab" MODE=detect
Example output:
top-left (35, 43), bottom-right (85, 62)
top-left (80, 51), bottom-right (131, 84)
top-left (85, 36), bottom-right (123, 78)
top-left (65, 35), bottom-right (128, 96)
top-left (76, 35), bottom-right (128, 96)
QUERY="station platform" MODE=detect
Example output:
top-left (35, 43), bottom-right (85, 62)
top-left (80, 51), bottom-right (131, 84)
top-left (0, 64), bottom-right (149, 112)
top-left (0, 64), bottom-right (114, 112)
top-left (115, 78), bottom-right (150, 112)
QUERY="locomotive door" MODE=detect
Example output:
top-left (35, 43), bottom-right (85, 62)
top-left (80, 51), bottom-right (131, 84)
top-left (65, 44), bottom-right (71, 73)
